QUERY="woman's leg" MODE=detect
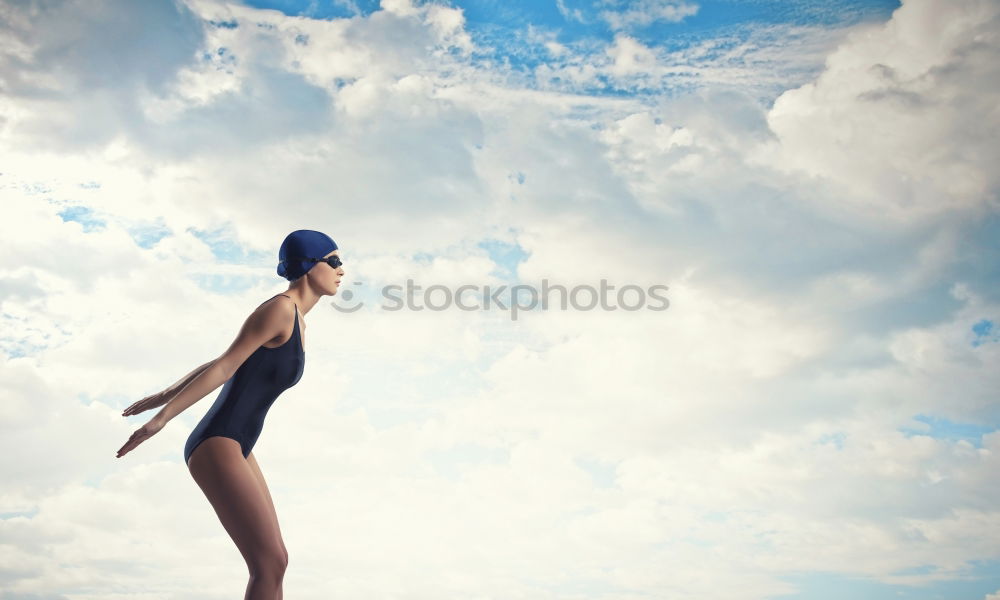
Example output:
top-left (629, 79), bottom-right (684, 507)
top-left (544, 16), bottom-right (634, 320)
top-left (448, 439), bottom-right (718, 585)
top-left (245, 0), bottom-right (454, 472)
top-left (188, 437), bottom-right (287, 599)
top-left (246, 451), bottom-right (288, 600)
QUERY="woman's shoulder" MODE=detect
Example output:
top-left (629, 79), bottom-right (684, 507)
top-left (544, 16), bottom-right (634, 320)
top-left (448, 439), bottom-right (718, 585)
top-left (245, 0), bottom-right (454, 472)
top-left (253, 293), bottom-right (296, 315)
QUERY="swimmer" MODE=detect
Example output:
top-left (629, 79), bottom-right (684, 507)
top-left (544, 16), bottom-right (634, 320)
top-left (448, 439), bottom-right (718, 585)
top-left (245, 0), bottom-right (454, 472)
top-left (116, 229), bottom-right (344, 599)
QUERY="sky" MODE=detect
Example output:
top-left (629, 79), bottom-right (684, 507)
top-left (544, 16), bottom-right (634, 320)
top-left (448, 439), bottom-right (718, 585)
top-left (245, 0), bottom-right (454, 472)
top-left (1, 0), bottom-right (999, 598)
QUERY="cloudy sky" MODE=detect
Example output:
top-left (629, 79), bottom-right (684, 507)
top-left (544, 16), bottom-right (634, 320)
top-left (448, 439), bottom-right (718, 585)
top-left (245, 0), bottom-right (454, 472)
top-left (2, 0), bottom-right (999, 598)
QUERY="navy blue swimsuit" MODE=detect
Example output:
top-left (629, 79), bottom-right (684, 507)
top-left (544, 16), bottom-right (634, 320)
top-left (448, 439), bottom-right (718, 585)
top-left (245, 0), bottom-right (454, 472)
top-left (184, 294), bottom-right (305, 464)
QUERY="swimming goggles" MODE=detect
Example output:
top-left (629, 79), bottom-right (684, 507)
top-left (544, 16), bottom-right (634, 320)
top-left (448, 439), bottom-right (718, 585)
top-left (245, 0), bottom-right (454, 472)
top-left (292, 255), bottom-right (343, 269)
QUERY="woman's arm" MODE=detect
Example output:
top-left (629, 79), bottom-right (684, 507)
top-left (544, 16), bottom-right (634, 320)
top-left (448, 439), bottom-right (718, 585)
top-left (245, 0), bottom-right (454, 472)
top-left (165, 360), bottom-right (215, 396)
top-left (121, 360), bottom-right (218, 417)
top-left (117, 296), bottom-right (298, 458)
top-left (152, 297), bottom-right (296, 426)
top-left (152, 362), bottom-right (230, 425)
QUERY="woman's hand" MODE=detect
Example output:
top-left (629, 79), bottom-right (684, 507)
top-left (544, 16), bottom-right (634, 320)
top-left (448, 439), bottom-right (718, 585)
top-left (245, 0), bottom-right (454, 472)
top-left (122, 390), bottom-right (172, 417)
top-left (116, 415), bottom-right (165, 458)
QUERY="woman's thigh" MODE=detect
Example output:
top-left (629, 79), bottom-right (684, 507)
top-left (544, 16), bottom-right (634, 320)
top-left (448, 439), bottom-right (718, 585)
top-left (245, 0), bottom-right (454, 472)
top-left (187, 437), bottom-right (285, 567)
top-left (246, 451), bottom-right (287, 556)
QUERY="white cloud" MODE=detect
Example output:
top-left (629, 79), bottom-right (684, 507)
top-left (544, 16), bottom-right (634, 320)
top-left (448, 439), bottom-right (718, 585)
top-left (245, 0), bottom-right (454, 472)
top-left (756, 0), bottom-right (1000, 223)
top-left (606, 33), bottom-right (660, 76)
top-left (555, 0), bottom-right (586, 24)
top-left (0, 0), bottom-right (206, 151)
top-left (599, 0), bottom-right (700, 31)
top-left (1, 0), bottom-right (998, 598)
top-left (530, 21), bottom-right (863, 102)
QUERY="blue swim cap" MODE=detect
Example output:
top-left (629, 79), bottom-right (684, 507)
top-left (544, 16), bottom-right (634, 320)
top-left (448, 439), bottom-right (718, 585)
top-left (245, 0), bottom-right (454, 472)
top-left (277, 230), bottom-right (338, 281)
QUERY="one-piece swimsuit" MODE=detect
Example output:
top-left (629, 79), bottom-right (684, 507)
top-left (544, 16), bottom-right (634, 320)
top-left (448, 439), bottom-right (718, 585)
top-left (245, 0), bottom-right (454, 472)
top-left (184, 294), bottom-right (305, 464)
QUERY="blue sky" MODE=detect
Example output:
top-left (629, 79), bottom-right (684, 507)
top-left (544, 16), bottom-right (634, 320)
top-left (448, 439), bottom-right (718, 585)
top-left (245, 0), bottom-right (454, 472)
top-left (245, 0), bottom-right (900, 38)
top-left (2, 0), bottom-right (999, 598)
top-left (244, 0), bottom-right (903, 102)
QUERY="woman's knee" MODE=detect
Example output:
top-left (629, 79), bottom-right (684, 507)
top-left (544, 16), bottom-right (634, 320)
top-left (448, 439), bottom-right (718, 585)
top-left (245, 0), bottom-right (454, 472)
top-left (249, 546), bottom-right (288, 578)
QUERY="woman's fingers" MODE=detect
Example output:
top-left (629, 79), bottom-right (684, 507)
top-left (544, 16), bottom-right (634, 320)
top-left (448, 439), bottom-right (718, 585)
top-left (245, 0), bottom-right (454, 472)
top-left (117, 437), bottom-right (142, 457)
top-left (116, 417), bottom-right (164, 458)
top-left (122, 392), bottom-right (171, 417)
top-left (117, 435), bottom-right (137, 456)
top-left (122, 395), bottom-right (154, 416)
top-left (116, 427), bottom-right (149, 458)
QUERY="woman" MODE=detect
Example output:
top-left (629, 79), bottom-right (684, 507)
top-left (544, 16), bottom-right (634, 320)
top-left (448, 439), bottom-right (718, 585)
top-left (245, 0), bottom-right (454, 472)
top-left (116, 229), bottom-right (344, 599)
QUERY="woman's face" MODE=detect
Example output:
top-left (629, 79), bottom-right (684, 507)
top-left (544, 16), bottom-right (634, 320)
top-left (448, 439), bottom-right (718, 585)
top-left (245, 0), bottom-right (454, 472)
top-left (317, 249), bottom-right (344, 295)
